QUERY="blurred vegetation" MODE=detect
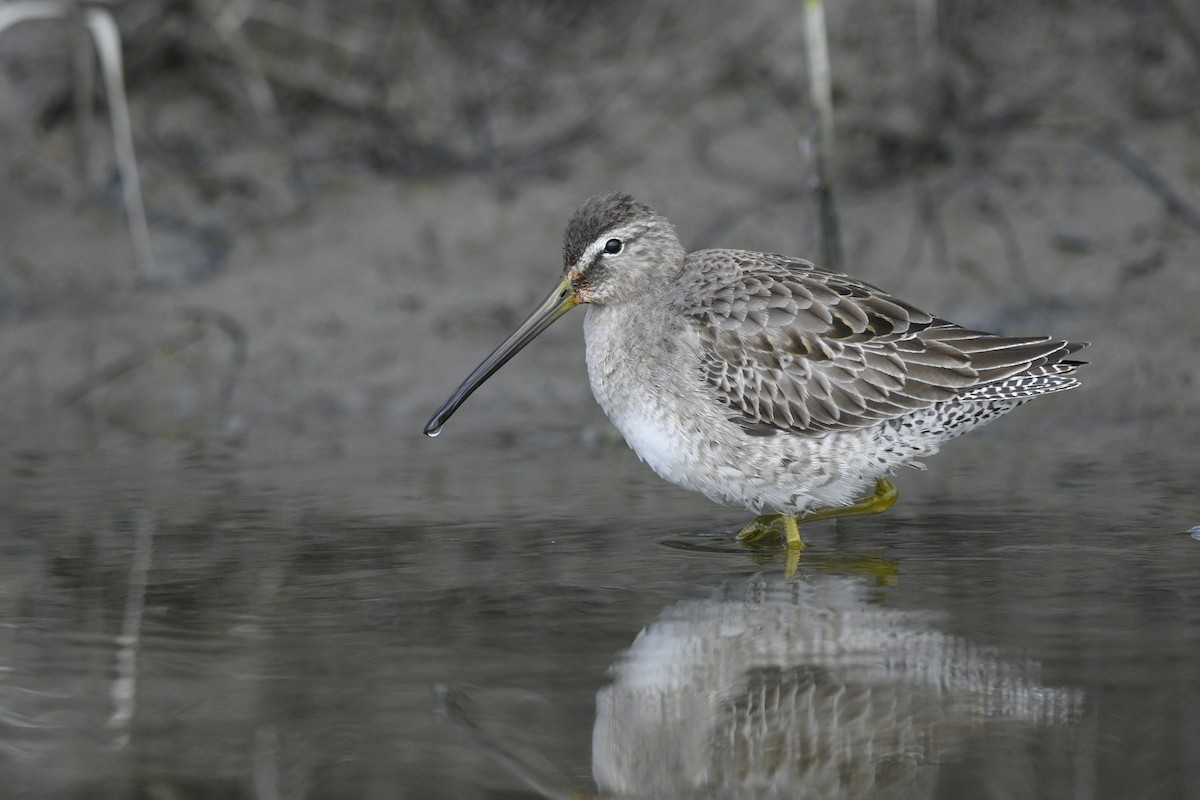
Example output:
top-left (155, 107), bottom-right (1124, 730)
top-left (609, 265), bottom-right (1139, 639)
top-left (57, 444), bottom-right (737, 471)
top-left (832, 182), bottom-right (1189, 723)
top-left (97, 0), bottom-right (649, 175)
top-left (3, 0), bottom-right (1197, 191)
top-left (0, 0), bottom-right (1197, 281)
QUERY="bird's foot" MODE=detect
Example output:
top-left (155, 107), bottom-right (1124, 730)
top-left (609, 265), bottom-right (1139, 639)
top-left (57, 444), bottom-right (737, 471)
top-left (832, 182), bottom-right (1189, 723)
top-left (734, 478), bottom-right (899, 547)
top-left (736, 514), bottom-right (805, 549)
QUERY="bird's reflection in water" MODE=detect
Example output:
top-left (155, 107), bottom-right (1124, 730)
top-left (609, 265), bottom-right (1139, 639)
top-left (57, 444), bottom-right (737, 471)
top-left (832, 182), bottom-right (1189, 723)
top-left (438, 574), bottom-right (1082, 800)
top-left (592, 575), bottom-right (1081, 799)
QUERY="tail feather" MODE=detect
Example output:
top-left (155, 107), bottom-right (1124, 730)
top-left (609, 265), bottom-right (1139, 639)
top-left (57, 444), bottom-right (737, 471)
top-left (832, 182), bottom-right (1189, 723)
top-left (959, 343), bottom-right (1088, 401)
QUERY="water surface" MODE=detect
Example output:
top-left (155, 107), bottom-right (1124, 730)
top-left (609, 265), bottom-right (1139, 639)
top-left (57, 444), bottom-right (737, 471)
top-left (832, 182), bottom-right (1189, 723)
top-left (1, 423), bottom-right (1196, 799)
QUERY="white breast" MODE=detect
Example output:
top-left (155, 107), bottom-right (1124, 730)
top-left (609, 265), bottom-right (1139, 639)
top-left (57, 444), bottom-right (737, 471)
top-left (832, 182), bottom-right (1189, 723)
top-left (584, 304), bottom-right (703, 490)
top-left (615, 406), bottom-right (694, 486)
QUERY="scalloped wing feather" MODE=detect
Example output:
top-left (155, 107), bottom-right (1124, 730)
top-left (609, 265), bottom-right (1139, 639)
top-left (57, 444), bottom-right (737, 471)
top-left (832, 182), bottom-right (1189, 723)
top-left (680, 251), bottom-right (1087, 436)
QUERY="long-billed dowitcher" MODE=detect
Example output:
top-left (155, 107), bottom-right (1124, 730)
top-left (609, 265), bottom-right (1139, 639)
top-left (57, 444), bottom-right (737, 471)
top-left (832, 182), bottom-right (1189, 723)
top-left (424, 193), bottom-right (1087, 548)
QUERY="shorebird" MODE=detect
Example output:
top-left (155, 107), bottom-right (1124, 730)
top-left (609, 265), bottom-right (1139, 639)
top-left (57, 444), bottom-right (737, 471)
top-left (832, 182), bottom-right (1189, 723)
top-left (424, 193), bottom-right (1087, 548)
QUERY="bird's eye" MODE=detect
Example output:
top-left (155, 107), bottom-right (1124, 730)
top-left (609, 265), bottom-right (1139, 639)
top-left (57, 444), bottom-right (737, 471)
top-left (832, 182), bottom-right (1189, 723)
top-left (603, 238), bottom-right (623, 255)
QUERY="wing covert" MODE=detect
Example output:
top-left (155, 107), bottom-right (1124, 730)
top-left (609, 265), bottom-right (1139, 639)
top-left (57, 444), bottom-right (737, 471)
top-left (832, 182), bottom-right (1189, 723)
top-left (680, 251), bottom-right (1076, 435)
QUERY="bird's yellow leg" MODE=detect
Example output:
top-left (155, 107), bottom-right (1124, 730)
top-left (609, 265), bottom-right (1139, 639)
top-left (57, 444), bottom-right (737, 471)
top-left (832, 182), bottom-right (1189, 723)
top-left (797, 477), bottom-right (899, 524)
top-left (735, 478), bottom-right (899, 547)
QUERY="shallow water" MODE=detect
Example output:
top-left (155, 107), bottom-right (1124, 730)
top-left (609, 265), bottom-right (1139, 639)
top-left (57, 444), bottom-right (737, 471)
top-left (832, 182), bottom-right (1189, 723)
top-left (1, 422), bottom-right (1197, 800)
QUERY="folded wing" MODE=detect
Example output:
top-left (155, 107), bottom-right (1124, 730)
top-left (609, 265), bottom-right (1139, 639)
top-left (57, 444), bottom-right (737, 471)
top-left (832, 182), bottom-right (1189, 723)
top-left (680, 251), bottom-right (1086, 436)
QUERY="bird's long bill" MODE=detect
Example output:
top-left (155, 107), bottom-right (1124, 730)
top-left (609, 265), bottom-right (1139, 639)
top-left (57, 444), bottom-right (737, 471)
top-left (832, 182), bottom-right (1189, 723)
top-left (423, 277), bottom-right (578, 437)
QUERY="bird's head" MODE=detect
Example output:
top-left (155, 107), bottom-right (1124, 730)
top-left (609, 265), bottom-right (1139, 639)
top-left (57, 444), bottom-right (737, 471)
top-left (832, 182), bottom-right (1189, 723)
top-left (423, 193), bottom-right (680, 436)
top-left (561, 193), bottom-right (686, 306)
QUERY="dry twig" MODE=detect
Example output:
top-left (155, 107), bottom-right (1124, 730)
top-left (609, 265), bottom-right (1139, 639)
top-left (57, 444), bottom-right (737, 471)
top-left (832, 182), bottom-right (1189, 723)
top-left (802, 0), bottom-right (843, 271)
top-left (0, 1), bottom-right (154, 275)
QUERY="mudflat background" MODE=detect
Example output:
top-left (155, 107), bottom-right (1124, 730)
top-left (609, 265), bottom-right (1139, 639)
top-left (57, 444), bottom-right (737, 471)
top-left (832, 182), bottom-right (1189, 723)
top-left (1, 2), bottom-right (1199, 798)
top-left (1, 1), bottom-right (1197, 455)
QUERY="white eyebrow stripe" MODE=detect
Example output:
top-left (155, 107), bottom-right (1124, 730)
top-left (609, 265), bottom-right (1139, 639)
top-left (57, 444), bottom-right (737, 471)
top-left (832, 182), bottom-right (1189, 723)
top-left (580, 224), bottom-right (641, 264)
